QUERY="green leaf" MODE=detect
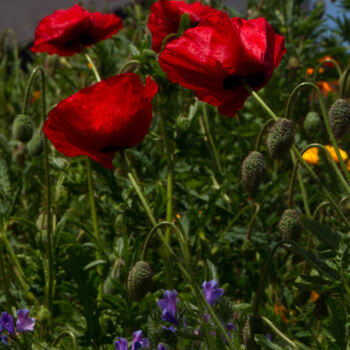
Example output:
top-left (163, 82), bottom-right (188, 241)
top-left (84, 260), bottom-right (107, 270)
top-left (300, 216), bottom-right (340, 249)
top-left (254, 335), bottom-right (285, 350)
top-left (288, 243), bottom-right (339, 280)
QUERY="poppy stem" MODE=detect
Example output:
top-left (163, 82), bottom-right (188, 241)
top-left (23, 66), bottom-right (53, 315)
top-left (340, 65), bottom-right (350, 99)
top-left (86, 158), bottom-right (102, 257)
top-left (255, 119), bottom-right (274, 151)
top-left (199, 105), bottom-right (223, 174)
top-left (121, 151), bottom-right (174, 287)
top-left (159, 110), bottom-right (174, 242)
top-left (289, 150), bottom-right (311, 217)
top-left (84, 53), bottom-right (101, 82)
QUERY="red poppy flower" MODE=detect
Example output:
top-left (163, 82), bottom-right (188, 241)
top-left (44, 73), bottom-right (158, 169)
top-left (159, 12), bottom-right (286, 117)
top-left (147, 0), bottom-right (218, 52)
top-left (31, 4), bottom-right (123, 56)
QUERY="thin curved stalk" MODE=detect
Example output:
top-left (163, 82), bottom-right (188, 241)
top-left (23, 66), bottom-right (53, 312)
top-left (341, 65), bottom-right (350, 99)
top-left (220, 203), bottom-right (260, 240)
top-left (261, 316), bottom-right (297, 348)
top-left (312, 201), bottom-right (330, 219)
top-left (312, 59), bottom-right (342, 84)
top-left (255, 119), bottom-right (274, 151)
top-left (199, 105), bottom-right (223, 174)
top-left (302, 143), bottom-right (350, 194)
top-left (246, 203), bottom-right (260, 240)
top-left (84, 53), bottom-right (101, 82)
top-left (289, 151), bottom-right (311, 217)
top-left (52, 331), bottom-right (78, 350)
top-left (286, 82), bottom-right (350, 185)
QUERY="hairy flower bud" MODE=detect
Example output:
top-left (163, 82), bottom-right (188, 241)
top-left (266, 118), bottom-right (295, 158)
top-left (27, 134), bottom-right (44, 157)
top-left (127, 261), bottom-right (153, 302)
top-left (142, 49), bottom-right (157, 60)
top-left (240, 239), bottom-right (255, 259)
top-left (328, 99), bottom-right (350, 139)
top-left (279, 209), bottom-right (302, 241)
top-left (37, 308), bottom-right (51, 323)
top-left (304, 111), bottom-right (323, 137)
top-left (243, 315), bottom-right (265, 350)
top-left (241, 151), bottom-right (266, 194)
top-left (12, 114), bottom-right (34, 143)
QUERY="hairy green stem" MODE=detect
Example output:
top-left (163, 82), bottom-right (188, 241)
top-left (159, 109), bottom-right (174, 242)
top-left (340, 65), bottom-right (350, 99)
top-left (255, 119), bottom-right (274, 151)
top-left (52, 331), bottom-right (78, 350)
top-left (85, 53), bottom-right (101, 82)
top-left (289, 151), bottom-right (312, 217)
top-left (261, 316), bottom-right (297, 348)
top-left (220, 203), bottom-right (260, 241)
top-left (312, 59), bottom-right (342, 84)
top-left (23, 66), bottom-right (53, 313)
top-left (199, 106), bottom-right (223, 174)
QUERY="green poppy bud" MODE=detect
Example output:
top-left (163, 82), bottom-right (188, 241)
top-left (240, 239), bottom-right (255, 259)
top-left (12, 114), bottom-right (34, 143)
top-left (27, 134), bottom-right (44, 157)
top-left (38, 308), bottom-right (51, 323)
top-left (328, 99), bottom-right (350, 139)
top-left (103, 277), bottom-right (118, 295)
top-left (143, 49), bottom-right (157, 60)
top-left (304, 111), bottom-right (323, 137)
top-left (279, 209), bottom-right (302, 241)
top-left (266, 118), bottom-right (295, 159)
top-left (241, 151), bottom-right (266, 194)
top-left (243, 315), bottom-right (265, 350)
top-left (127, 261), bottom-right (153, 302)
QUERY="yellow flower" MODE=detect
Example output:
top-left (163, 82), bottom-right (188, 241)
top-left (324, 145), bottom-right (348, 163)
top-left (175, 213), bottom-right (181, 219)
top-left (303, 145), bottom-right (348, 165)
top-left (87, 62), bottom-right (93, 69)
top-left (302, 147), bottom-right (319, 165)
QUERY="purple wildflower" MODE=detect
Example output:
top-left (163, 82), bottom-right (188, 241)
top-left (158, 344), bottom-right (167, 350)
top-left (132, 330), bottom-right (149, 350)
top-left (202, 280), bottom-right (224, 306)
top-left (266, 334), bottom-right (272, 341)
top-left (15, 309), bottom-right (36, 333)
top-left (115, 337), bottom-right (128, 350)
top-left (0, 312), bottom-right (14, 334)
top-left (227, 323), bottom-right (237, 332)
top-left (157, 290), bottom-right (179, 327)
top-left (0, 335), bottom-right (8, 344)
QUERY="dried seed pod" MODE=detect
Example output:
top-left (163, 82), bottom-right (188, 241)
top-left (266, 118), bottom-right (295, 159)
top-left (241, 151), bottom-right (266, 194)
top-left (127, 261), bottom-right (153, 302)
top-left (328, 99), bottom-right (350, 139)
top-left (279, 209), bottom-right (302, 241)
top-left (243, 315), bottom-right (265, 350)
top-left (12, 114), bottom-right (34, 143)
top-left (27, 134), bottom-right (44, 157)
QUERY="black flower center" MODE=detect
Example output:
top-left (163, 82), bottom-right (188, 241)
top-left (222, 72), bottom-right (266, 90)
top-left (65, 34), bottom-right (94, 48)
top-left (100, 146), bottom-right (121, 153)
top-left (190, 20), bottom-right (200, 28)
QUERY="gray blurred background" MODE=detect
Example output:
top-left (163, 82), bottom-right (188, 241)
top-left (0, 0), bottom-right (247, 43)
